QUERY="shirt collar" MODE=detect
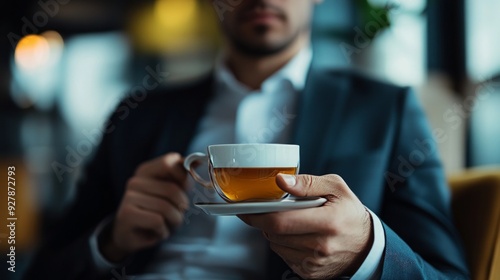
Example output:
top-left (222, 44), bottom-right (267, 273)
top-left (214, 46), bottom-right (313, 94)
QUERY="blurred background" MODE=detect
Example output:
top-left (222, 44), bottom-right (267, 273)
top-left (0, 0), bottom-right (499, 278)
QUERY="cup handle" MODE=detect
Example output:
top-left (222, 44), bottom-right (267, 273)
top-left (183, 152), bottom-right (213, 189)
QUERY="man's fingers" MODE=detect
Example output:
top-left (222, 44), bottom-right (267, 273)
top-left (121, 206), bottom-right (169, 239)
top-left (127, 177), bottom-right (189, 211)
top-left (135, 153), bottom-right (187, 186)
top-left (127, 191), bottom-right (185, 228)
top-left (239, 206), bottom-right (337, 235)
top-left (276, 173), bottom-right (346, 199)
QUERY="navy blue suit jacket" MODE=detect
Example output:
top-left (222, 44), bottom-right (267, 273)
top-left (24, 68), bottom-right (469, 279)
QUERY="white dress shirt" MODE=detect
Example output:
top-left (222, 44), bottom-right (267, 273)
top-left (89, 47), bottom-right (385, 279)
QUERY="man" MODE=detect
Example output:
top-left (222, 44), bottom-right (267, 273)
top-left (24, 0), bottom-right (469, 279)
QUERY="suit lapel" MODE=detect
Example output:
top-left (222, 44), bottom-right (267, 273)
top-left (291, 68), bottom-right (351, 175)
top-left (149, 75), bottom-right (215, 157)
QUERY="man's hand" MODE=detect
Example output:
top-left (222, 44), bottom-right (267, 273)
top-left (239, 174), bottom-right (373, 279)
top-left (100, 153), bottom-right (189, 262)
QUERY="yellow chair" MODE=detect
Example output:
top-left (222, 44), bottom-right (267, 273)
top-left (449, 169), bottom-right (500, 280)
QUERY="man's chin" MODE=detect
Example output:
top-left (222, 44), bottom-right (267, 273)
top-left (225, 23), bottom-right (298, 57)
top-left (230, 31), bottom-right (292, 57)
top-left (232, 40), bottom-right (290, 57)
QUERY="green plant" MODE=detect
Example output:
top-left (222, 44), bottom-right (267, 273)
top-left (354, 0), bottom-right (393, 38)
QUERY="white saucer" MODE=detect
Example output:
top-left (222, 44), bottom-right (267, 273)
top-left (194, 197), bottom-right (327, 216)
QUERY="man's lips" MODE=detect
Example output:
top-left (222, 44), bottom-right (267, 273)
top-left (242, 10), bottom-right (283, 24)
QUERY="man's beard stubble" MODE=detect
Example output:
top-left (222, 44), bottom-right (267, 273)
top-left (222, 1), bottom-right (303, 57)
top-left (226, 24), bottom-right (302, 57)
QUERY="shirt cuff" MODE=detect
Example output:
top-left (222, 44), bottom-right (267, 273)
top-left (350, 208), bottom-right (385, 280)
top-left (88, 217), bottom-right (120, 271)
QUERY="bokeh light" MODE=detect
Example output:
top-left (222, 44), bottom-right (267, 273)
top-left (11, 31), bottom-right (65, 110)
top-left (14, 35), bottom-right (50, 71)
top-left (14, 31), bottom-right (64, 72)
top-left (155, 0), bottom-right (198, 29)
top-left (128, 0), bottom-right (209, 53)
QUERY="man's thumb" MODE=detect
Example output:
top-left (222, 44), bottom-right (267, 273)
top-left (276, 173), bottom-right (345, 198)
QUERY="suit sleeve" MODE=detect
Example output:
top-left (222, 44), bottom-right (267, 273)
top-left (379, 89), bottom-right (470, 279)
top-left (22, 111), bottom-right (122, 280)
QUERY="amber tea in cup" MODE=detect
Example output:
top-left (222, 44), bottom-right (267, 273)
top-left (184, 144), bottom-right (299, 202)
